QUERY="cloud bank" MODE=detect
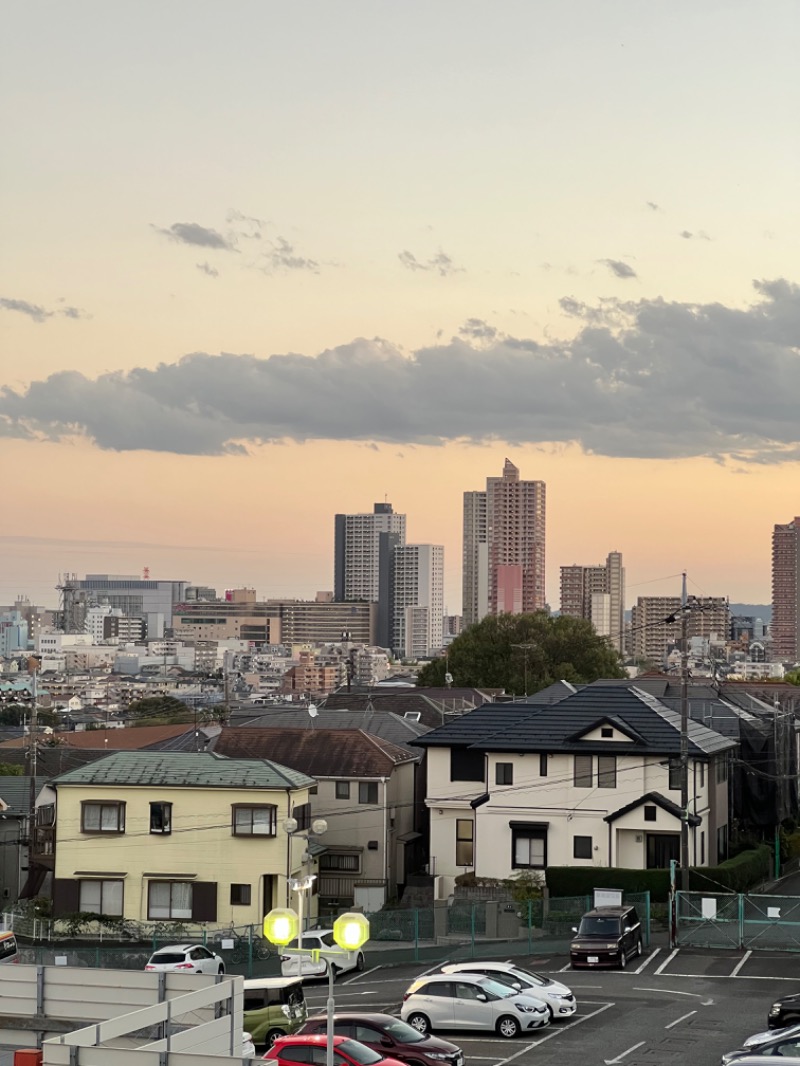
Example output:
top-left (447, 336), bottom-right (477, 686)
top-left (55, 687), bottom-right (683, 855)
top-left (0, 297), bottom-right (89, 323)
top-left (1, 279), bottom-right (799, 462)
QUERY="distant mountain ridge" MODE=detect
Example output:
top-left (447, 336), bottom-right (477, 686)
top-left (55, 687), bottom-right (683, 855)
top-left (729, 603), bottom-right (771, 621)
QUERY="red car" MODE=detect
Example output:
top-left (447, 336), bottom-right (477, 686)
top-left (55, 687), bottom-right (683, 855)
top-left (264, 1034), bottom-right (407, 1066)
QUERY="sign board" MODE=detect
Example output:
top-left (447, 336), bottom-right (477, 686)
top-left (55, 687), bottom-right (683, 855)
top-left (701, 897), bottom-right (717, 920)
top-left (593, 888), bottom-right (623, 908)
top-left (768, 907), bottom-right (781, 919)
top-left (221, 939), bottom-right (235, 950)
top-left (55, 955), bottom-right (68, 966)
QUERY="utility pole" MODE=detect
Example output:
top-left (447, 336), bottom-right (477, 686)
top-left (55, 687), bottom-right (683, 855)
top-left (679, 572), bottom-right (690, 892)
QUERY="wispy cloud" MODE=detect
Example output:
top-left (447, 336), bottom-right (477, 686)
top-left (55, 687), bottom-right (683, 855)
top-left (601, 258), bottom-right (638, 279)
top-left (259, 237), bottom-right (319, 274)
top-left (679, 230), bottom-right (712, 241)
top-left (196, 262), bottom-right (219, 278)
top-left (155, 222), bottom-right (237, 251)
top-left (0, 297), bottom-right (89, 323)
top-left (3, 279), bottom-right (800, 465)
top-left (398, 248), bottom-right (462, 277)
top-left (646, 201), bottom-right (662, 212)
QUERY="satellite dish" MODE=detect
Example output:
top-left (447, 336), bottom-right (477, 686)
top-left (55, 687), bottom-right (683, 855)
top-left (307, 703), bottom-right (318, 718)
top-left (444, 672), bottom-right (454, 684)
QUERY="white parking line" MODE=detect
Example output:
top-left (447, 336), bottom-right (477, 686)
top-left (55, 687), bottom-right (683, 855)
top-left (343, 965), bottom-right (382, 984)
top-left (603, 1040), bottom-right (645, 1064)
top-left (634, 987), bottom-right (708, 999)
top-left (522, 1002), bottom-right (615, 1055)
top-left (664, 972), bottom-right (800, 982)
top-left (665, 1010), bottom-right (696, 1029)
top-left (730, 950), bottom-right (752, 977)
top-left (654, 948), bottom-right (678, 975)
top-left (558, 962), bottom-right (572, 972)
top-left (634, 948), bottom-right (661, 975)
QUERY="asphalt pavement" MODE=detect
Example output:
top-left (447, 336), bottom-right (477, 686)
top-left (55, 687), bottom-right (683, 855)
top-left (296, 946), bottom-right (800, 1066)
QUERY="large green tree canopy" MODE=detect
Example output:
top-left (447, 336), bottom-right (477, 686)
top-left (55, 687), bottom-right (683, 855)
top-left (417, 612), bottom-right (625, 693)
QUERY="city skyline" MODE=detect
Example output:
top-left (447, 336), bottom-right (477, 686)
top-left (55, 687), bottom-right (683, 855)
top-left (2, 2), bottom-right (797, 612)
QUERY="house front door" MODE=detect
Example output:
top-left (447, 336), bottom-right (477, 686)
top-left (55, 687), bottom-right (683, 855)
top-left (646, 833), bottom-right (680, 869)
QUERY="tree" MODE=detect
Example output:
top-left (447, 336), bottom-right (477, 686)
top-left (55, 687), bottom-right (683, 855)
top-left (417, 611), bottom-right (625, 693)
top-left (0, 763), bottom-right (24, 776)
top-left (785, 670), bottom-right (800, 686)
top-left (125, 695), bottom-right (193, 725)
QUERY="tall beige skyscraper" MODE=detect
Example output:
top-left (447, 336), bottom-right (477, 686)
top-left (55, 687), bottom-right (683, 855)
top-left (772, 517), bottom-right (800, 661)
top-left (462, 459), bottom-right (546, 624)
top-left (560, 551), bottom-right (625, 653)
top-left (630, 595), bottom-right (729, 664)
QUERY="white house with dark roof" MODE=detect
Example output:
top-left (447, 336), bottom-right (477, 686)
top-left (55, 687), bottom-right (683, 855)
top-left (412, 685), bottom-right (736, 896)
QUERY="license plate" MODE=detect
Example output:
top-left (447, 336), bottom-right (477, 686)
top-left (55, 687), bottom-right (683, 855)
top-left (587, 955), bottom-right (599, 964)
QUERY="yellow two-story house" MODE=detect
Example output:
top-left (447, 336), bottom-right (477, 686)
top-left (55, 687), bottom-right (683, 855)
top-left (49, 751), bottom-right (316, 927)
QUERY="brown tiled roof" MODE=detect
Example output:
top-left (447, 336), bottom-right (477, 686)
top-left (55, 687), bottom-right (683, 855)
top-left (214, 726), bottom-right (418, 777)
top-left (0, 724), bottom-right (195, 751)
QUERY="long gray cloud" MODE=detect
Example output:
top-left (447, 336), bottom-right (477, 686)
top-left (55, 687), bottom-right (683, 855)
top-left (155, 222), bottom-right (236, 250)
top-left (1, 297), bottom-right (89, 323)
top-left (1, 278), bottom-right (799, 462)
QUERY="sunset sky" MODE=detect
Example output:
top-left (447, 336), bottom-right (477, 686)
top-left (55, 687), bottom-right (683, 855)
top-left (2, 1), bottom-right (798, 612)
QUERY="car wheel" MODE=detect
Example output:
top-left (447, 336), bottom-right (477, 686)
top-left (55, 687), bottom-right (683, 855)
top-left (497, 1016), bottom-right (521, 1039)
top-left (407, 1013), bottom-right (430, 1035)
top-left (356, 952), bottom-right (365, 972)
top-left (635, 938), bottom-right (643, 958)
top-left (218, 964), bottom-right (225, 974)
top-left (619, 950), bottom-right (627, 969)
top-left (265, 1029), bottom-right (286, 1048)
top-left (547, 1005), bottom-right (555, 1022)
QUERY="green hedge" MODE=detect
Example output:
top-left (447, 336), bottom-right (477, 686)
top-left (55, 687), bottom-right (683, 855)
top-left (546, 866), bottom-right (670, 901)
top-left (546, 846), bottom-right (772, 902)
top-left (688, 844), bottom-right (772, 893)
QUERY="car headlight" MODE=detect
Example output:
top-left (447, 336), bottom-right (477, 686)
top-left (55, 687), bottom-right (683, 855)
top-left (550, 993), bottom-right (569, 1000)
top-left (769, 1005), bottom-right (781, 1014)
top-left (515, 1003), bottom-right (545, 1013)
top-left (425, 1055), bottom-right (451, 1061)
top-left (570, 943), bottom-right (581, 951)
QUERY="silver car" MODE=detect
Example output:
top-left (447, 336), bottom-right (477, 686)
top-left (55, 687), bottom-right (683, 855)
top-left (722, 1024), bottom-right (800, 1065)
top-left (401, 973), bottom-right (550, 1039)
top-left (440, 961), bottom-right (576, 1020)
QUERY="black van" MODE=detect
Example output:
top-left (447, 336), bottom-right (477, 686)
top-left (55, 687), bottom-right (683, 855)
top-left (569, 905), bottom-right (642, 969)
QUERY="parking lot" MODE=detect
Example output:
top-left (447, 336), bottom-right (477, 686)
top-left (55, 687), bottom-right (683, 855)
top-left (299, 948), bottom-right (800, 1066)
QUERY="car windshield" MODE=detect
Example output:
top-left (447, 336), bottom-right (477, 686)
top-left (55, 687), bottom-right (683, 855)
top-left (380, 1019), bottom-right (425, 1044)
top-left (509, 968), bottom-right (550, 987)
top-left (150, 953), bottom-right (186, 964)
top-left (478, 978), bottom-right (518, 999)
top-left (337, 1039), bottom-right (385, 1065)
top-left (578, 917), bottom-right (621, 936)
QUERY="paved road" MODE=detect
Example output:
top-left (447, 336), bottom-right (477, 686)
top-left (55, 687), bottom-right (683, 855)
top-left (297, 947), bottom-right (800, 1066)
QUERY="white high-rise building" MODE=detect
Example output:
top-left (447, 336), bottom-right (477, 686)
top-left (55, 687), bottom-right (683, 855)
top-left (462, 491), bottom-right (488, 629)
top-left (391, 544), bottom-right (445, 657)
top-left (334, 502), bottom-right (406, 603)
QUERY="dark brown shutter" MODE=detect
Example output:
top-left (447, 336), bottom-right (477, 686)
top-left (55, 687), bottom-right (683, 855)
top-left (192, 881), bottom-right (218, 922)
top-left (52, 878), bottom-right (81, 916)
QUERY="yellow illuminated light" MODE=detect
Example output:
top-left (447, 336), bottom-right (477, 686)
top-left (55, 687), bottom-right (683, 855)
top-left (263, 907), bottom-right (299, 946)
top-left (333, 911), bottom-right (370, 951)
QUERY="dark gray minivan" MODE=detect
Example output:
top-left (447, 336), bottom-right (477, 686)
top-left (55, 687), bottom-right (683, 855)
top-left (569, 905), bottom-right (642, 969)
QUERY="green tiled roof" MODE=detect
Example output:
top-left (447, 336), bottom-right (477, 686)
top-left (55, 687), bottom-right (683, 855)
top-left (52, 751), bottom-right (315, 790)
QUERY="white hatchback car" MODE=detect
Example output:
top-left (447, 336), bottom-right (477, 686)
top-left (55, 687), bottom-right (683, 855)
top-left (440, 961), bottom-right (577, 1020)
top-left (280, 930), bottom-right (365, 980)
top-left (145, 943), bottom-right (225, 975)
top-left (401, 974), bottom-right (549, 1039)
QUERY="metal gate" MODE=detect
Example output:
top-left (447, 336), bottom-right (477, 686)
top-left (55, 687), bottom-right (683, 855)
top-left (743, 894), bottom-right (800, 951)
top-left (675, 891), bottom-right (742, 949)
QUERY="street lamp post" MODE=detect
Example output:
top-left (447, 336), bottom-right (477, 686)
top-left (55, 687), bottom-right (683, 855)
top-left (510, 643), bottom-right (535, 697)
top-left (283, 815), bottom-right (328, 945)
top-left (263, 908), bottom-right (369, 1066)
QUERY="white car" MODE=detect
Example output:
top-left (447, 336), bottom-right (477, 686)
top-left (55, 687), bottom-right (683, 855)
top-left (145, 943), bottom-right (225, 975)
top-left (242, 1032), bottom-right (256, 1058)
top-left (280, 930), bottom-right (365, 980)
top-left (401, 973), bottom-right (549, 1038)
top-left (440, 961), bottom-right (577, 1020)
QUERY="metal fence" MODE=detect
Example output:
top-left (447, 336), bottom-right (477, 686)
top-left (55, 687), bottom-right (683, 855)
top-left (7, 893), bottom-right (651, 976)
top-left (676, 890), bottom-right (800, 951)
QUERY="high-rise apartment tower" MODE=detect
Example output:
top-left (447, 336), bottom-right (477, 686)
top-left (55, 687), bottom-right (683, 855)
top-left (462, 459), bottom-right (546, 624)
top-left (772, 517), bottom-right (800, 661)
top-left (560, 552), bottom-right (625, 653)
top-left (334, 503), bottom-right (406, 603)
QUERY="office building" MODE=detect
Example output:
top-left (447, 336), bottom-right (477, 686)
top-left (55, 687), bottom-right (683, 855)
top-left (72, 575), bottom-right (190, 639)
top-left (560, 551), bottom-right (625, 653)
top-left (462, 459), bottom-right (546, 621)
top-left (772, 517), bottom-right (800, 661)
